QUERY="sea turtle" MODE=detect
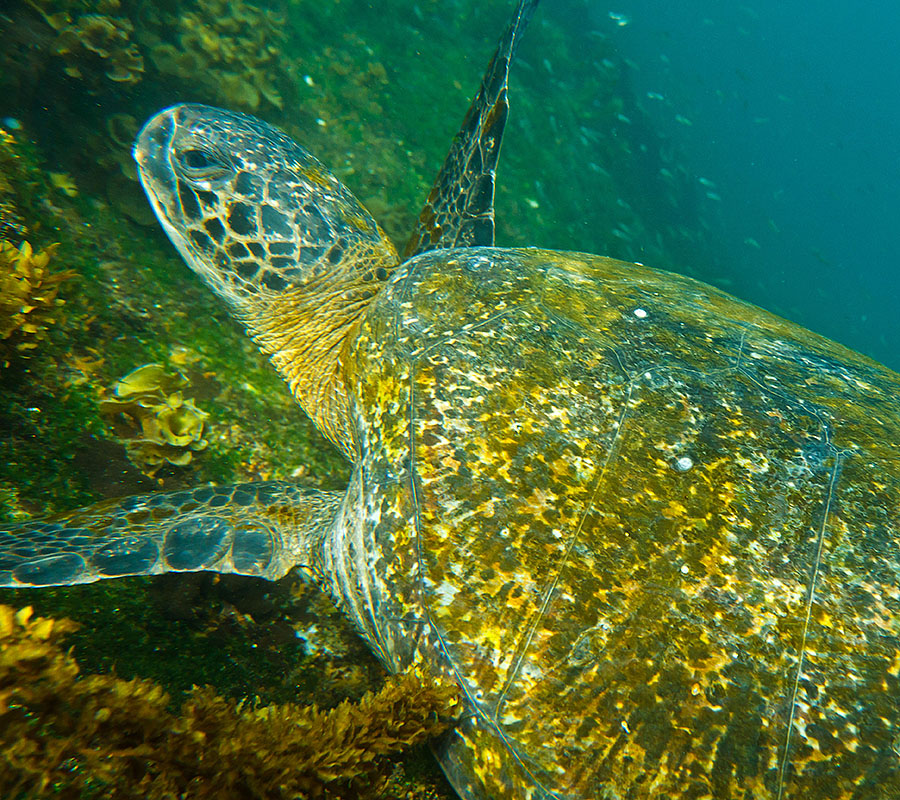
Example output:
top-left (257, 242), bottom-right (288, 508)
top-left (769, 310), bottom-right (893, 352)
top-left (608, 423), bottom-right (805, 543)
top-left (2, 0), bottom-right (900, 798)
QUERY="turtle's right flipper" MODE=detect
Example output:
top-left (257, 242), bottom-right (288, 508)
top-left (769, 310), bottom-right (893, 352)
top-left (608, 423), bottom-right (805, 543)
top-left (0, 482), bottom-right (343, 588)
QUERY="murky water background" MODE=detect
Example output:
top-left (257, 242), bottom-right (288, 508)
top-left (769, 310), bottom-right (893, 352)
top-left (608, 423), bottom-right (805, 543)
top-left (573, 0), bottom-right (900, 369)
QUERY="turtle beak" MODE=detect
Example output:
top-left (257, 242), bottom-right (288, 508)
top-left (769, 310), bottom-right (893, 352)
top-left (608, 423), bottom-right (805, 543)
top-left (134, 106), bottom-right (200, 269)
top-left (134, 107), bottom-right (183, 232)
top-left (134, 107), bottom-right (176, 177)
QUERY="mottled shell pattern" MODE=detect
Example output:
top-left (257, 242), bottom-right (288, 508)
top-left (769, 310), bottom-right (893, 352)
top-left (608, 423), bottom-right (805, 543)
top-left (345, 246), bottom-right (900, 799)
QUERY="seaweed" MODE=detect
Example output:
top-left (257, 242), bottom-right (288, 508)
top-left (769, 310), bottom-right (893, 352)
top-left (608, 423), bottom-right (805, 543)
top-left (0, 603), bottom-right (460, 800)
top-left (143, 0), bottom-right (287, 111)
top-left (0, 240), bottom-right (76, 365)
top-left (0, 127), bottom-right (54, 242)
top-left (52, 12), bottom-right (144, 86)
top-left (99, 363), bottom-right (210, 477)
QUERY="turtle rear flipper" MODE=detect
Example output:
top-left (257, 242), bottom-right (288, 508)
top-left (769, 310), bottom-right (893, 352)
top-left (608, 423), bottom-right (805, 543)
top-left (0, 482), bottom-right (341, 587)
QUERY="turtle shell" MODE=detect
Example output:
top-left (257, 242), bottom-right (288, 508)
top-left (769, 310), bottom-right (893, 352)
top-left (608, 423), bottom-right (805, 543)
top-left (345, 246), bottom-right (900, 800)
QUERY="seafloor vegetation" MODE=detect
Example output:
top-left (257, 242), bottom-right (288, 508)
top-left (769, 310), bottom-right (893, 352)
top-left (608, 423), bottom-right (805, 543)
top-left (0, 603), bottom-right (460, 798)
top-left (0, 0), bottom-right (720, 796)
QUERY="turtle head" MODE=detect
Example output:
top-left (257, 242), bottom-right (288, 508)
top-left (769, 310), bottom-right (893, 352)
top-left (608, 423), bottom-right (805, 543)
top-left (134, 104), bottom-right (399, 453)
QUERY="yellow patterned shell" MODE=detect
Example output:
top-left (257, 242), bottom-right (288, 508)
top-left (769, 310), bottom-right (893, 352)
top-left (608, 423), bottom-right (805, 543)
top-left (344, 246), bottom-right (900, 800)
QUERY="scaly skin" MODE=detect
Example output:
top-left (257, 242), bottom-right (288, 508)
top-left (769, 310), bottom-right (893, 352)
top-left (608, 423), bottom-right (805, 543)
top-left (0, 483), bottom-right (341, 586)
top-left (134, 104), bottom-right (399, 455)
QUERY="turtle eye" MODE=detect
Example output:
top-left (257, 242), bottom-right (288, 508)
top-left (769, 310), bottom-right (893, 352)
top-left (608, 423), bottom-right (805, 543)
top-left (175, 146), bottom-right (232, 183)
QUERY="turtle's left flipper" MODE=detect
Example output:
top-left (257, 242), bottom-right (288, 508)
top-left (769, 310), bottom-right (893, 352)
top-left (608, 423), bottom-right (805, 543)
top-left (402, 0), bottom-right (539, 258)
top-left (0, 482), bottom-right (342, 588)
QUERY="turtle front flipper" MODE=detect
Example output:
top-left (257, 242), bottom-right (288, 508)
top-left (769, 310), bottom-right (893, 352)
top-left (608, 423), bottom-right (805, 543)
top-left (0, 482), bottom-right (341, 588)
top-left (402, 0), bottom-right (540, 258)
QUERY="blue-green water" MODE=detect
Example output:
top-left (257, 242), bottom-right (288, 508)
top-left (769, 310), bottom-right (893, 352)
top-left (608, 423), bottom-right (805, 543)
top-left (572, 0), bottom-right (899, 369)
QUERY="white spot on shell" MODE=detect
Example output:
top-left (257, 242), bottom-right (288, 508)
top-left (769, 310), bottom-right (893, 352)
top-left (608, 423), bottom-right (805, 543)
top-left (435, 581), bottom-right (459, 604)
top-left (674, 455), bottom-right (694, 471)
top-left (633, 307), bottom-right (648, 318)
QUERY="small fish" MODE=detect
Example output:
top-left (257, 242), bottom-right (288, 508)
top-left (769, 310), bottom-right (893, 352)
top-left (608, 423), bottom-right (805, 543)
top-left (1, 117), bottom-right (21, 130)
top-left (705, 191), bottom-right (722, 202)
top-left (744, 237), bottom-right (761, 249)
top-left (646, 91), bottom-right (665, 101)
top-left (698, 177), bottom-right (716, 188)
top-left (811, 248), bottom-right (833, 267)
top-left (675, 114), bottom-right (693, 126)
top-left (608, 11), bottom-right (630, 27)
top-left (616, 113), bottom-right (632, 124)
